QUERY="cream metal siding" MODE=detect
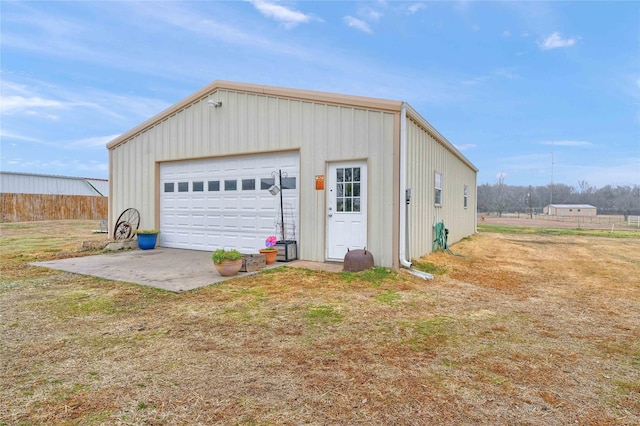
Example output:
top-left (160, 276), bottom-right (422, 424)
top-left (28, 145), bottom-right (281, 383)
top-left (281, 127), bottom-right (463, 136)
top-left (405, 114), bottom-right (477, 260)
top-left (109, 84), bottom-right (398, 265)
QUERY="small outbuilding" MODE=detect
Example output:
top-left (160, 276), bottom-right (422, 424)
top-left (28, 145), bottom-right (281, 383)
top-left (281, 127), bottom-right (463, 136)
top-left (543, 204), bottom-right (597, 217)
top-left (107, 81), bottom-right (478, 269)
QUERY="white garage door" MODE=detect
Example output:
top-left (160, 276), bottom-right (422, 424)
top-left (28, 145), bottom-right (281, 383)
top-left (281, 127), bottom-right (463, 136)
top-left (160, 152), bottom-right (299, 253)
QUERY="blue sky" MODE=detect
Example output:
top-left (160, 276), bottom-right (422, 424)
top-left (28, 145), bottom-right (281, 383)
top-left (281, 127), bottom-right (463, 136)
top-left (1, 0), bottom-right (639, 188)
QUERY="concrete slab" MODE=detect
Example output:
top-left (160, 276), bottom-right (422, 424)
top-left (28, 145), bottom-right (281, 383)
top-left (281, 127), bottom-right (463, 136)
top-left (31, 248), bottom-right (343, 292)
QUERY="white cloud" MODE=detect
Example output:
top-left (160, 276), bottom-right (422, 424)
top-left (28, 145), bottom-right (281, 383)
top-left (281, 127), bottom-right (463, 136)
top-left (460, 76), bottom-right (488, 86)
top-left (343, 16), bottom-right (372, 34)
top-left (541, 140), bottom-right (593, 147)
top-left (494, 68), bottom-right (519, 80)
top-left (249, 1), bottom-right (316, 28)
top-left (0, 96), bottom-right (65, 114)
top-left (537, 32), bottom-right (577, 50)
top-left (0, 130), bottom-right (43, 143)
top-left (65, 134), bottom-right (121, 150)
top-left (406, 3), bottom-right (426, 14)
top-left (455, 144), bottom-right (477, 151)
top-left (502, 30), bottom-right (511, 37)
top-left (358, 6), bottom-right (383, 22)
top-left (1, 77), bottom-right (167, 123)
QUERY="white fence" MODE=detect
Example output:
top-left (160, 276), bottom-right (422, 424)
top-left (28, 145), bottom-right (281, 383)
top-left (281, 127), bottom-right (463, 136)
top-left (629, 216), bottom-right (640, 228)
top-left (487, 212), bottom-right (626, 225)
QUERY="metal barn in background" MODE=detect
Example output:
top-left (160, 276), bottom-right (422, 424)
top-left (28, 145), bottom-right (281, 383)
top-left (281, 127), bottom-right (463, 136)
top-left (0, 172), bottom-right (108, 222)
top-left (543, 204), bottom-right (597, 217)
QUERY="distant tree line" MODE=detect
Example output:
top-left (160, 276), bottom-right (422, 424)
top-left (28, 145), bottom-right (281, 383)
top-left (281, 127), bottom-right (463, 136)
top-left (478, 178), bottom-right (640, 219)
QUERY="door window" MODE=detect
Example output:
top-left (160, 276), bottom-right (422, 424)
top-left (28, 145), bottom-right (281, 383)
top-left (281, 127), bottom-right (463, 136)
top-left (336, 167), bottom-right (361, 212)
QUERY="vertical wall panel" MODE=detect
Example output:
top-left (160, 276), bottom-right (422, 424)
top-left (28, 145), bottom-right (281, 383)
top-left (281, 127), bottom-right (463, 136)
top-left (406, 117), bottom-right (477, 260)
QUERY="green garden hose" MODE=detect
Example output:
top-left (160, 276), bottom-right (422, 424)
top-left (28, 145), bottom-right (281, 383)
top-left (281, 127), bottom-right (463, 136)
top-left (433, 221), bottom-right (464, 257)
top-left (433, 221), bottom-right (448, 252)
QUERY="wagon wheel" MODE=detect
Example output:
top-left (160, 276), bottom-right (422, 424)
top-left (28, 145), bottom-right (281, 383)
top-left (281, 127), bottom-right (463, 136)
top-left (113, 208), bottom-right (140, 240)
top-left (113, 221), bottom-right (133, 240)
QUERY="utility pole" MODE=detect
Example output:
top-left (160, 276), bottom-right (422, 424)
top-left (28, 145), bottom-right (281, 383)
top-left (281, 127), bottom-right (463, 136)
top-left (550, 141), bottom-right (554, 212)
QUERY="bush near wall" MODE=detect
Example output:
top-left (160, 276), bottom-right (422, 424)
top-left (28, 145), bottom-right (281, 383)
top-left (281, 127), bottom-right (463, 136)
top-left (0, 193), bottom-right (108, 222)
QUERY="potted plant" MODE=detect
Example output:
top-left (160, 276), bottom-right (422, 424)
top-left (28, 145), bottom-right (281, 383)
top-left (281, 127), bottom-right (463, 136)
top-left (212, 248), bottom-right (243, 276)
top-left (135, 229), bottom-right (160, 250)
top-left (259, 235), bottom-right (278, 265)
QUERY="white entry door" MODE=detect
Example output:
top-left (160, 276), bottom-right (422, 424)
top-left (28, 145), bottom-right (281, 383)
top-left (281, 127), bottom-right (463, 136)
top-left (326, 161), bottom-right (367, 260)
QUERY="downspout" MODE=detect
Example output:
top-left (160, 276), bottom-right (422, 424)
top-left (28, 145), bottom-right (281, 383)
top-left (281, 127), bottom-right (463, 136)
top-left (399, 103), bottom-right (434, 280)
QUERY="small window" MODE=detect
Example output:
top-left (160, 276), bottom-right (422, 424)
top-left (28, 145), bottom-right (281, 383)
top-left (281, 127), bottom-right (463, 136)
top-left (335, 167), bottom-right (360, 212)
top-left (208, 180), bottom-right (220, 191)
top-left (178, 182), bottom-right (189, 192)
top-left (242, 179), bottom-right (256, 191)
top-left (224, 180), bottom-right (237, 191)
top-left (435, 172), bottom-right (443, 206)
top-left (164, 182), bottom-right (174, 193)
top-left (281, 177), bottom-right (296, 189)
top-left (261, 178), bottom-right (275, 190)
top-left (463, 184), bottom-right (468, 208)
top-left (193, 181), bottom-right (204, 192)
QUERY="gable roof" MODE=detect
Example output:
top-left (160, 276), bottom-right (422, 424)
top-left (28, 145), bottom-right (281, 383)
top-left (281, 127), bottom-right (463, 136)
top-left (106, 80), bottom-right (477, 172)
top-left (547, 204), bottom-right (596, 209)
top-left (107, 80), bottom-right (402, 150)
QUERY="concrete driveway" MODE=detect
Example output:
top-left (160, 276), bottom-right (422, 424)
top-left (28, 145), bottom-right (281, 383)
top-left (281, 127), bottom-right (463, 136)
top-left (31, 248), bottom-right (342, 292)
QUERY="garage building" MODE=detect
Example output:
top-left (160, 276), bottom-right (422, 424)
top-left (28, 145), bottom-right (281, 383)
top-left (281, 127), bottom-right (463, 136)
top-left (543, 204), bottom-right (597, 217)
top-left (107, 81), bottom-right (478, 269)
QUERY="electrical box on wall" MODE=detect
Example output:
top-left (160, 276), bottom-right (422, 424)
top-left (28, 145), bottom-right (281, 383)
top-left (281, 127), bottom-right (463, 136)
top-left (275, 240), bottom-right (297, 262)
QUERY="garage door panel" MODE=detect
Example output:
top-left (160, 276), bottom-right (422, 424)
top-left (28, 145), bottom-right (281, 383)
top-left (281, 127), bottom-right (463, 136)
top-left (258, 218), bottom-right (277, 230)
top-left (240, 197), bottom-right (260, 210)
top-left (160, 151), bottom-right (299, 252)
top-left (189, 232), bottom-right (207, 249)
top-left (205, 200), bottom-right (222, 210)
top-left (190, 196), bottom-right (205, 208)
top-left (191, 214), bottom-right (205, 227)
top-left (222, 198), bottom-right (239, 209)
top-left (239, 215), bottom-right (257, 229)
top-left (205, 216), bottom-right (223, 228)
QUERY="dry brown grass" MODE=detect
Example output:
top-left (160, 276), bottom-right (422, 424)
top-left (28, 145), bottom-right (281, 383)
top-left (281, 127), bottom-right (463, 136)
top-left (1, 220), bottom-right (639, 425)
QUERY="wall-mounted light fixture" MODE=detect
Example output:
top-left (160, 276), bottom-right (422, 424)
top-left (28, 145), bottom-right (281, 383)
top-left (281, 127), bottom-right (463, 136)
top-left (207, 100), bottom-right (222, 108)
top-left (268, 184), bottom-right (280, 196)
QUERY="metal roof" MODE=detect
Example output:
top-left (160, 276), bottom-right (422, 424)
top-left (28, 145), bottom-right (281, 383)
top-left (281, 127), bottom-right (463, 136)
top-left (0, 171), bottom-right (108, 196)
top-left (547, 204), bottom-right (596, 209)
top-left (106, 80), bottom-right (478, 172)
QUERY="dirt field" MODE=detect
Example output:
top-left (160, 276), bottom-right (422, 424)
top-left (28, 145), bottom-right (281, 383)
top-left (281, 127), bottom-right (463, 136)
top-left (1, 220), bottom-right (639, 425)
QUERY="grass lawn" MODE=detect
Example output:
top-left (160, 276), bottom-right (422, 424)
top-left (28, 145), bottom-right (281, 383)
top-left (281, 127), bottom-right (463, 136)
top-left (1, 220), bottom-right (639, 425)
